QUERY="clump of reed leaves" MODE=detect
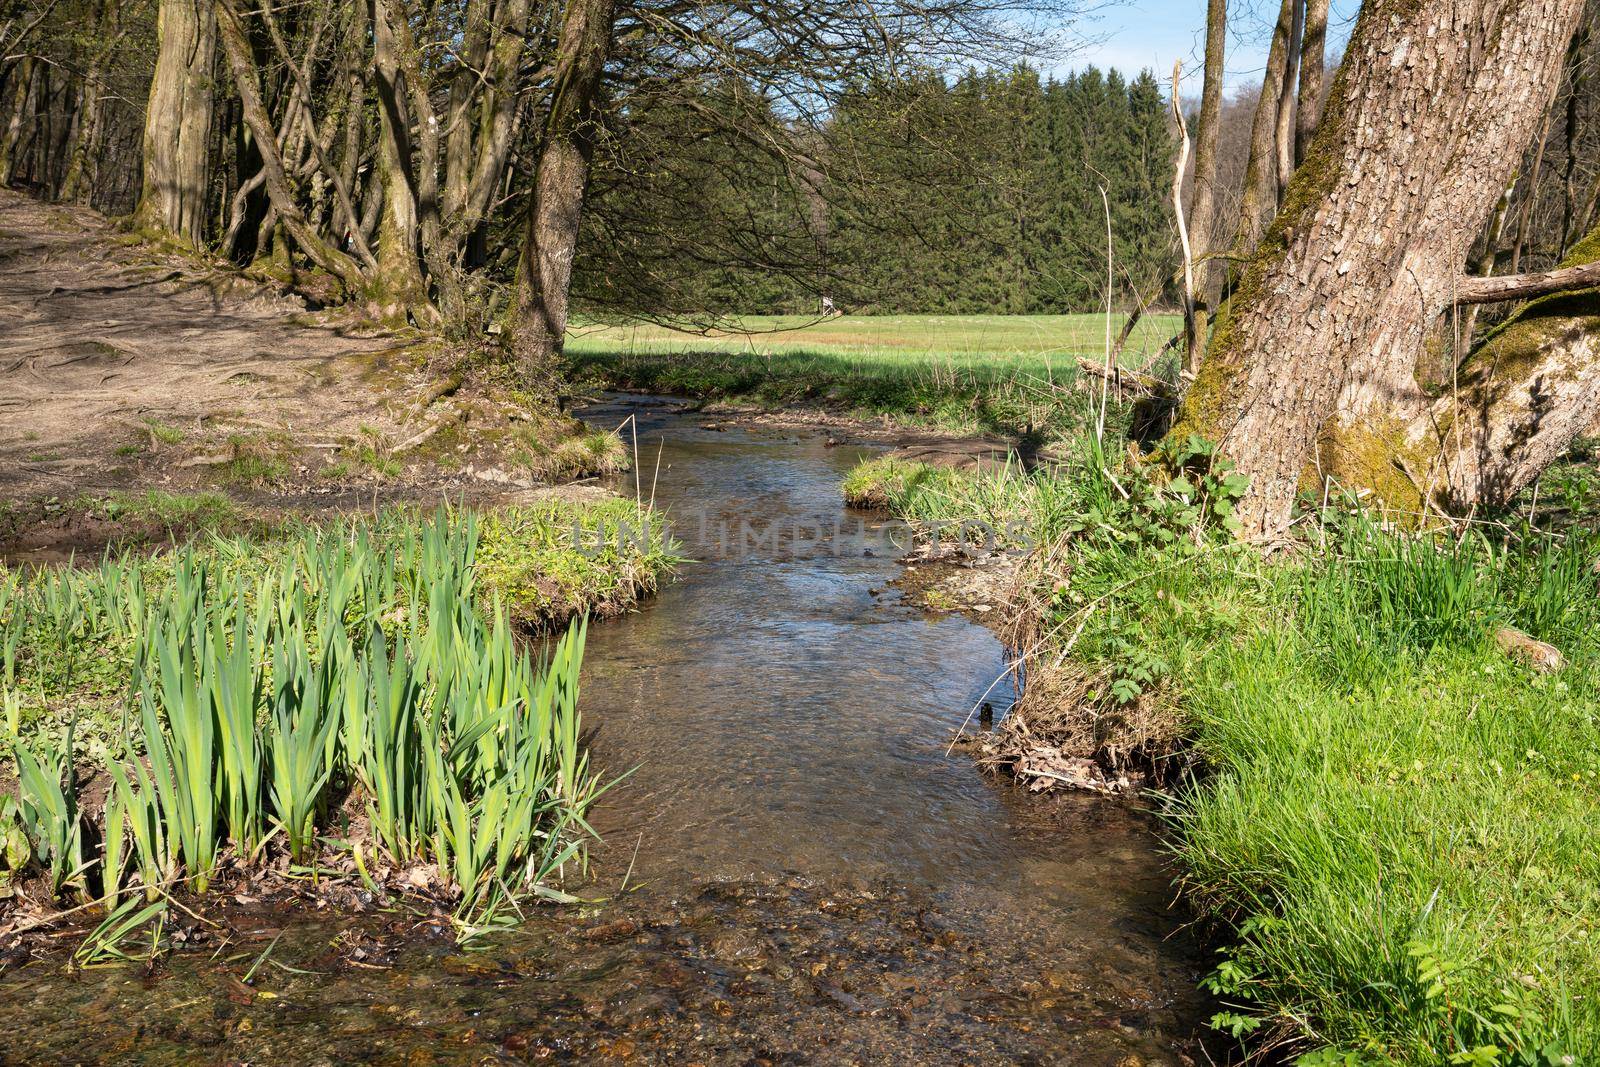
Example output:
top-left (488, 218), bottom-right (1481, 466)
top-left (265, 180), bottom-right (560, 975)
top-left (2, 508), bottom-right (605, 945)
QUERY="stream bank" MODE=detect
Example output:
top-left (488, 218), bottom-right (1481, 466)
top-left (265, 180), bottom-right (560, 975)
top-left (0, 395), bottom-right (1214, 1064)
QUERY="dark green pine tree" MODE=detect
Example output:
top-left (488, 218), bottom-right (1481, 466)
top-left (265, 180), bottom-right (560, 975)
top-left (576, 63), bottom-right (1178, 317)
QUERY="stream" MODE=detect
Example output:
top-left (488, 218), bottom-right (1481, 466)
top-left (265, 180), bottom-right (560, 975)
top-left (0, 396), bottom-right (1211, 1064)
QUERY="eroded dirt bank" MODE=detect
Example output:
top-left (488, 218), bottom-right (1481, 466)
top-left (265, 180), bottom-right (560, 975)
top-left (0, 192), bottom-right (408, 497)
top-left (0, 191), bottom-right (632, 559)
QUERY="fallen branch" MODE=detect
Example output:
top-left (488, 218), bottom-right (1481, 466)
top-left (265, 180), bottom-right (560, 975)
top-left (1074, 357), bottom-right (1169, 397)
top-left (1493, 625), bottom-right (1565, 673)
top-left (1453, 259), bottom-right (1600, 304)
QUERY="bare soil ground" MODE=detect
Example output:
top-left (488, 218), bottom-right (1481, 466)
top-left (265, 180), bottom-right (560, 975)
top-left (0, 191), bottom-right (614, 555)
top-left (0, 192), bottom-right (415, 493)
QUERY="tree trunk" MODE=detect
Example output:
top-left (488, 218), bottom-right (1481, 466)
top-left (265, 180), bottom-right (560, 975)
top-left (367, 0), bottom-right (427, 316)
top-left (514, 0), bottom-right (616, 389)
top-left (0, 57), bottom-right (36, 186)
top-left (62, 0), bottom-right (122, 203)
top-left (1557, 25), bottom-right (1589, 258)
top-left (1232, 0), bottom-right (1296, 252)
top-left (1173, 0), bottom-right (1587, 534)
top-left (443, 0), bottom-right (491, 217)
top-left (136, 0), bottom-right (216, 246)
top-left (1511, 112), bottom-right (1552, 274)
top-left (60, 73), bottom-right (100, 202)
top-left (1272, 0), bottom-right (1304, 203)
top-left (214, 0), bottom-right (365, 290)
top-left (1187, 0), bottom-right (1227, 372)
top-left (1294, 0), bottom-right (1329, 167)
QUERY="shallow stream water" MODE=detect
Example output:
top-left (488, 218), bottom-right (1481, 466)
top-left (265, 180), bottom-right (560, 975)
top-left (0, 396), bottom-right (1211, 1064)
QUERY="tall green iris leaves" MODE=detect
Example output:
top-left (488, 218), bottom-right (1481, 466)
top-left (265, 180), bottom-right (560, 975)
top-left (267, 631), bottom-right (341, 864)
top-left (8, 508), bottom-right (603, 923)
top-left (13, 725), bottom-right (85, 899)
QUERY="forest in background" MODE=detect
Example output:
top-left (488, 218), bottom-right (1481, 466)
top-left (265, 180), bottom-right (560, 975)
top-left (575, 66), bottom-right (1176, 317)
top-left (0, 3), bottom-right (1175, 320)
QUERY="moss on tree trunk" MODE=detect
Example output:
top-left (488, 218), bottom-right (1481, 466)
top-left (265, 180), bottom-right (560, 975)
top-left (1171, 0), bottom-right (1587, 533)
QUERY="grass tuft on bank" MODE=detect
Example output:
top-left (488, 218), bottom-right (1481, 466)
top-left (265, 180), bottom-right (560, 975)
top-left (846, 438), bottom-right (1600, 1063)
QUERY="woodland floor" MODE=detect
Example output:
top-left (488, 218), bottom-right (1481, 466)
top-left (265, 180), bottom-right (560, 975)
top-left (0, 190), bottom-right (623, 558)
top-left (0, 191), bottom-right (414, 495)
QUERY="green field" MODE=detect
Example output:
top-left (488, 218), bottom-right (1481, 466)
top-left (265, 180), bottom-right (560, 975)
top-left (567, 313), bottom-right (1182, 369)
top-left (565, 313), bottom-right (1183, 438)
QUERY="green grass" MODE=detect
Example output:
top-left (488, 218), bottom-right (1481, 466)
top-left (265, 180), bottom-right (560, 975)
top-left (511, 428), bottom-right (630, 482)
top-left (846, 441), bottom-right (1600, 1063)
top-left (213, 433), bottom-right (296, 487)
top-left (98, 489), bottom-right (242, 532)
top-left (140, 419), bottom-right (186, 446)
top-left (568, 313), bottom-right (1181, 366)
top-left (1175, 534), bottom-right (1600, 1064)
top-left (567, 313), bottom-right (1180, 438)
top-left (843, 454), bottom-right (1080, 546)
top-left (1, 507), bottom-right (661, 930)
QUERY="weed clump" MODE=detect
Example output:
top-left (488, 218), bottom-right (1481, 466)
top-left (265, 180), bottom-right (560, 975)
top-left (0, 501), bottom-right (677, 948)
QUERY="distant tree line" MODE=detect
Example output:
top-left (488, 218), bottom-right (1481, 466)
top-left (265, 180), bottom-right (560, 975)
top-left (826, 66), bottom-right (1175, 315)
top-left (574, 65), bottom-right (1178, 317)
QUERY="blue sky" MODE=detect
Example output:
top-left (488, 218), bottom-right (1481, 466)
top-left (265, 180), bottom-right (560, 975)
top-left (1057, 0), bottom-right (1361, 93)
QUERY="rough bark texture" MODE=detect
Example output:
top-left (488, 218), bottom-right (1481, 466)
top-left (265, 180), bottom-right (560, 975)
top-left (515, 0), bottom-right (615, 387)
top-left (1175, 0), bottom-right (1587, 534)
top-left (136, 0), bottom-right (216, 246)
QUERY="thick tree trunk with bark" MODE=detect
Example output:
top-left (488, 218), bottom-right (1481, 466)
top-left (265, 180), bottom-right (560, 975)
top-left (136, 0), bottom-right (216, 246)
top-left (515, 0), bottom-right (616, 389)
top-left (1175, 0), bottom-right (1588, 534)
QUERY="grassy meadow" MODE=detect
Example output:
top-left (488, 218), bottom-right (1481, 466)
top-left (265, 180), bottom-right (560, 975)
top-left (566, 313), bottom-right (1183, 438)
top-left (845, 440), bottom-right (1600, 1064)
top-left (567, 313), bottom-right (1183, 366)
